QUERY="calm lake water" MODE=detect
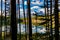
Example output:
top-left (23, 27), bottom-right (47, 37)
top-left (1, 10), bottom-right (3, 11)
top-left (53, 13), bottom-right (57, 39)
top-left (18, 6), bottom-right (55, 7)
top-left (0, 23), bottom-right (46, 34)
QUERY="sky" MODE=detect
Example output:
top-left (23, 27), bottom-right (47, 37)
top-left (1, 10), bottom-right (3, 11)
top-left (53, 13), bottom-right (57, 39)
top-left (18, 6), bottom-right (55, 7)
top-left (16, 0), bottom-right (45, 17)
top-left (0, 0), bottom-right (60, 17)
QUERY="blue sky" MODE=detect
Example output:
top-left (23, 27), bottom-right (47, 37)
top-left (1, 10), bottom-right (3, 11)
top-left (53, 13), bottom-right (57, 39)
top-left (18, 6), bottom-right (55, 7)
top-left (17, 0), bottom-right (45, 17)
top-left (0, 0), bottom-right (44, 14)
top-left (0, 0), bottom-right (60, 17)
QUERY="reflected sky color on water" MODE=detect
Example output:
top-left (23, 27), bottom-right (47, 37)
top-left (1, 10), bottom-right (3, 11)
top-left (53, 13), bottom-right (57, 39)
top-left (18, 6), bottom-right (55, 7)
top-left (17, 24), bottom-right (46, 34)
top-left (1, 24), bottom-right (46, 34)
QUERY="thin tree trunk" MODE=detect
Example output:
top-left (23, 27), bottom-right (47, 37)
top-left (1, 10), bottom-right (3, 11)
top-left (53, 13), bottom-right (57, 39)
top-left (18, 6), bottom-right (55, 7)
top-left (54, 0), bottom-right (59, 40)
top-left (11, 0), bottom-right (17, 40)
top-left (27, 0), bottom-right (32, 40)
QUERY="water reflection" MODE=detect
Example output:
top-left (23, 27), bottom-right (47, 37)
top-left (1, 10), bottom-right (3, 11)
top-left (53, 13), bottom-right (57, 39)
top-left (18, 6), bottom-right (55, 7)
top-left (1, 23), bottom-right (46, 34)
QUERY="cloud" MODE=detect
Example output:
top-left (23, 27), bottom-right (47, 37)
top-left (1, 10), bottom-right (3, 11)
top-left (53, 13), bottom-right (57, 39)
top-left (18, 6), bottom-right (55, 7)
top-left (31, 6), bottom-right (40, 14)
top-left (31, 6), bottom-right (40, 9)
top-left (31, 6), bottom-right (55, 15)
top-left (31, 6), bottom-right (45, 14)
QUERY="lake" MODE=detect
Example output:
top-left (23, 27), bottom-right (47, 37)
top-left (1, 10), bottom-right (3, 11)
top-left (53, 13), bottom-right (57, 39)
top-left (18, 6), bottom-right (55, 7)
top-left (0, 23), bottom-right (46, 34)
